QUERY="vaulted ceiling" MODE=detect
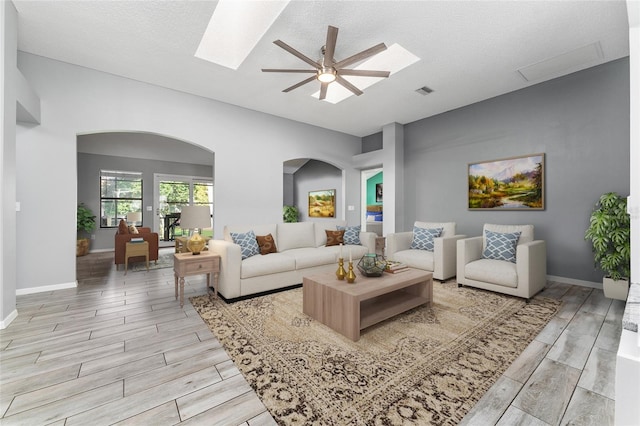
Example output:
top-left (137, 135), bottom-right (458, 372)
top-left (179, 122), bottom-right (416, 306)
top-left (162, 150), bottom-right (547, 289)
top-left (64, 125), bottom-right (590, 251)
top-left (14, 1), bottom-right (630, 137)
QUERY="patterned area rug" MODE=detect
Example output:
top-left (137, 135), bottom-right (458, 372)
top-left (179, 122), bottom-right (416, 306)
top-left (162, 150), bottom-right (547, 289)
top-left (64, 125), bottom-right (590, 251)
top-left (191, 281), bottom-right (561, 425)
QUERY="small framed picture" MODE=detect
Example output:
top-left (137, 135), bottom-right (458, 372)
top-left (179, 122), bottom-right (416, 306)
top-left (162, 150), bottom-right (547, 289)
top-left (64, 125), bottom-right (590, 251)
top-left (308, 189), bottom-right (336, 218)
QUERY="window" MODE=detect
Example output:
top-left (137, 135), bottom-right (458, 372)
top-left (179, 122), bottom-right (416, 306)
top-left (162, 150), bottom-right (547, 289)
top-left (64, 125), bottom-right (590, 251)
top-left (100, 170), bottom-right (143, 228)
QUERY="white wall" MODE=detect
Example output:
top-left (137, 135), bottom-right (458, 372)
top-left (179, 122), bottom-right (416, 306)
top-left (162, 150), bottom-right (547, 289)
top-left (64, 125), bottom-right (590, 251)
top-left (1, 0), bottom-right (18, 327)
top-left (16, 52), bottom-right (361, 292)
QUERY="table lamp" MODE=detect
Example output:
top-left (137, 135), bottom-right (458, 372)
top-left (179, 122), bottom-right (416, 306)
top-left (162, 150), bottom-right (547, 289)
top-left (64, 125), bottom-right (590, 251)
top-left (179, 205), bottom-right (211, 255)
top-left (126, 211), bottom-right (142, 225)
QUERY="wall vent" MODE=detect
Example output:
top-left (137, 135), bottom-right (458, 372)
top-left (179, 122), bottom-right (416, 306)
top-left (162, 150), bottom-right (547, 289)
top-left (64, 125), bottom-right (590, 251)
top-left (415, 86), bottom-right (434, 95)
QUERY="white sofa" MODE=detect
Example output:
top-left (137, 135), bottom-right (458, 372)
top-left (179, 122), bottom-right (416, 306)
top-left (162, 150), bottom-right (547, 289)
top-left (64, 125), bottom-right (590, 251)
top-left (456, 224), bottom-right (547, 300)
top-left (385, 221), bottom-right (465, 281)
top-left (209, 220), bottom-right (376, 300)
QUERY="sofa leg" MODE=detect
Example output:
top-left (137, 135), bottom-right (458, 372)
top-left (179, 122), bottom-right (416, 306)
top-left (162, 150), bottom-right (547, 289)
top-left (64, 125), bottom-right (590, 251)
top-left (458, 283), bottom-right (463, 288)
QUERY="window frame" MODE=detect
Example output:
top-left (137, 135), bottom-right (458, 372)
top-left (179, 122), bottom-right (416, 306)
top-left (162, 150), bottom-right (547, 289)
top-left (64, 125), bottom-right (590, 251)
top-left (99, 170), bottom-right (144, 228)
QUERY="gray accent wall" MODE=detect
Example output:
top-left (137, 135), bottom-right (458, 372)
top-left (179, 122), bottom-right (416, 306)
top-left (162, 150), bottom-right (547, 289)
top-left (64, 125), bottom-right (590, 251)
top-left (293, 160), bottom-right (342, 223)
top-left (77, 152), bottom-right (213, 250)
top-left (403, 58), bottom-right (630, 283)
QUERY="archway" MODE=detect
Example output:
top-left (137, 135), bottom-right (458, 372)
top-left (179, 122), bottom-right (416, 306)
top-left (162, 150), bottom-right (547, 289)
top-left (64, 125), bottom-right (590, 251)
top-left (283, 158), bottom-right (343, 222)
top-left (76, 131), bottom-right (214, 255)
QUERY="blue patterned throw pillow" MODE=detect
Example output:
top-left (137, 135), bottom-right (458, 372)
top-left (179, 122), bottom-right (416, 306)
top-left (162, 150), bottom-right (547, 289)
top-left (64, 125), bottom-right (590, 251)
top-left (337, 225), bottom-right (361, 245)
top-left (482, 230), bottom-right (521, 263)
top-left (230, 230), bottom-right (260, 260)
top-left (410, 227), bottom-right (443, 251)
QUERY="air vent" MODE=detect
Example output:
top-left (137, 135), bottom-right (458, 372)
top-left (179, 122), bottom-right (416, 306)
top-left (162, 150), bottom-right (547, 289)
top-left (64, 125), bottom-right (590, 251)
top-left (415, 86), bottom-right (433, 96)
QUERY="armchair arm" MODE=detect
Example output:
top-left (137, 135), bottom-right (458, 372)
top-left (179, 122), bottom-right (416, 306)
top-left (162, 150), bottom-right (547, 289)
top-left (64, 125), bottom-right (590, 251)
top-left (516, 240), bottom-right (547, 296)
top-left (208, 239), bottom-right (243, 299)
top-left (386, 232), bottom-right (413, 258)
top-left (358, 231), bottom-right (377, 254)
top-left (457, 236), bottom-right (483, 282)
top-left (433, 235), bottom-right (466, 280)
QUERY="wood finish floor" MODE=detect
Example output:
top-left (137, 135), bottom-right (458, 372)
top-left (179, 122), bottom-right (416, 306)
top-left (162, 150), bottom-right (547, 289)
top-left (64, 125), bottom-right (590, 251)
top-left (1, 249), bottom-right (623, 425)
top-left (0, 249), bottom-right (276, 425)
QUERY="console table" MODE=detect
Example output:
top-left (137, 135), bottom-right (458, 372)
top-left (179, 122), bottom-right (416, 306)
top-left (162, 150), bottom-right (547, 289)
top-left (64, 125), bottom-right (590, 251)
top-left (173, 251), bottom-right (220, 307)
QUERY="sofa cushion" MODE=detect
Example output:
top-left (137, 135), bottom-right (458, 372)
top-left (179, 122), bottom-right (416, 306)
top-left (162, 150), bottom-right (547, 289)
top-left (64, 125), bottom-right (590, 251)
top-left (230, 230), bottom-right (260, 260)
top-left (410, 226), bottom-right (443, 251)
top-left (256, 233), bottom-right (278, 255)
top-left (241, 253), bottom-right (296, 279)
top-left (465, 258), bottom-right (518, 288)
top-left (282, 248), bottom-right (336, 269)
top-left (482, 230), bottom-right (521, 263)
top-left (484, 224), bottom-right (533, 245)
top-left (317, 244), bottom-right (368, 261)
top-left (314, 220), bottom-right (347, 247)
top-left (277, 222), bottom-right (315, 251)
top-left (325, 230), bottom-right (344, 246)
top-left (414, 221), bottom-right (455, 238)
top-left (225, 224), bottom-right (278, 245)
top-left (338, 225), bottom-right (361, 245)
top-left (118, 219), bottom-right (129, 234)
top-left (391, 249), bottom-right (434, 272)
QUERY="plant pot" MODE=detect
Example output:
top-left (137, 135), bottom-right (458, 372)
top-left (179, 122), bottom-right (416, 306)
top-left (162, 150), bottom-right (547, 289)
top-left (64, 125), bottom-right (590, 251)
top-left (76, 238), bottom-right (90, 257)
top-left (602, 277), bottom-right (629, 300)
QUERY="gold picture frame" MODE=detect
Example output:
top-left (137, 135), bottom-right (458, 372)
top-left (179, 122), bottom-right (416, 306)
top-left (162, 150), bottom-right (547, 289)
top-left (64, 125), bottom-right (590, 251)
top-left (468, 153), bottom-right (545, 210)
top-left (308, 189), bottom-right (336, 218)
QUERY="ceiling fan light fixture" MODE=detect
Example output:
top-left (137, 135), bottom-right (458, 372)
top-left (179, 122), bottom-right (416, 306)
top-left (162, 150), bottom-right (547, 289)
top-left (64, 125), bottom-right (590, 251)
top-left (317, 67), bottom-right (336, 83)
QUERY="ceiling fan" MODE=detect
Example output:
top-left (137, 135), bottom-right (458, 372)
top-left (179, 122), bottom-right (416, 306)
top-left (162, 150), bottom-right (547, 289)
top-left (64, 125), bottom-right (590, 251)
top-left (262, 25), bottom-right (390, 100)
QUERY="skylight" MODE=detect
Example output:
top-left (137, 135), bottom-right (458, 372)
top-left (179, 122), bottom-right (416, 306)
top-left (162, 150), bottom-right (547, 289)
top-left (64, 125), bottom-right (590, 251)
top-left (195, 0), bottom-right (290, 70)
top-left (312, 43), bottom-right (420, 104)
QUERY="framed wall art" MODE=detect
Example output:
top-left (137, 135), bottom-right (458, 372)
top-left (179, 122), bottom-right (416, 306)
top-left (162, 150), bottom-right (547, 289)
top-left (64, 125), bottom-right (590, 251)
top-left (376, 183), bottom-right (383, 203)
top-left (468, 153), bottom-right (545, 210)
top-left (309, 189), bottom-right (336, 218)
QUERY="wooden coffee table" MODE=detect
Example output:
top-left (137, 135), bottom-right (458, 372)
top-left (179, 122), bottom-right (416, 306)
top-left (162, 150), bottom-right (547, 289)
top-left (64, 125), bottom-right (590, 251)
top-left (303, 269), bottom-right (433, 341)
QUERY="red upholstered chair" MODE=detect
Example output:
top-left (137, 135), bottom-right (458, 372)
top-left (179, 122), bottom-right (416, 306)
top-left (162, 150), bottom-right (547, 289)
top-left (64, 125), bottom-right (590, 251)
top-left (114, 220), bottom-right (159, 270)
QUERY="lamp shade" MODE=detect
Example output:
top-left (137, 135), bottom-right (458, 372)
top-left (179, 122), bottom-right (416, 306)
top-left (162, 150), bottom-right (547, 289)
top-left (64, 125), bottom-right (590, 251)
top-left (179, 205), bottom-right (211, 230)
top-left (126, 212), bottom-right (142, 223)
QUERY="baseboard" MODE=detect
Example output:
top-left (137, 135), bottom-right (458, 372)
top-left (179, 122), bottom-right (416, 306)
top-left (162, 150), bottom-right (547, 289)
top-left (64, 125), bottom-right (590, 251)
top-left (219, 283), bottom-right (303, 304)
top-left (0, 309), bottom-right (18, 329)
top-left (16, 281), bottom-right (77, 295)
top-left (547, 275), bottom-right (602, 290)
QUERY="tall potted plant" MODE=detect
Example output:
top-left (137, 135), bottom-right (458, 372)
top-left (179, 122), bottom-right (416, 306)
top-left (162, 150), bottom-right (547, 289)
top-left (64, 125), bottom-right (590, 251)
top-left (585, 192), bottom-right (631, 300)
top-left (77, 203), bottom-right (96, 257)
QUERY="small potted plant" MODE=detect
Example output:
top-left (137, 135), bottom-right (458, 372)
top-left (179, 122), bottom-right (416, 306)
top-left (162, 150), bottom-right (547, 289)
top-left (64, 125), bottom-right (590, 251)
top-left (283, 205), bottom-right (299, 223)
top-left (585, 192), bottom-right (631, 300)
top-left (77, 203), bottom-right (96, 256)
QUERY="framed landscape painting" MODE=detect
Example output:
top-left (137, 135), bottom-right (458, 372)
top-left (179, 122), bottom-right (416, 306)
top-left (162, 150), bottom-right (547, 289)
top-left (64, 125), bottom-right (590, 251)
top-left (468, 153), bottom-right (545, 210)
top-left (309, 189), bottom-right (336, 218)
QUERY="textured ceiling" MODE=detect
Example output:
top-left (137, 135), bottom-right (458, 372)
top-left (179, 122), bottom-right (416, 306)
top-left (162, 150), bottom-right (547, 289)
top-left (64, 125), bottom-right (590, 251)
top-left (14, 0), bottom-right (630, 137)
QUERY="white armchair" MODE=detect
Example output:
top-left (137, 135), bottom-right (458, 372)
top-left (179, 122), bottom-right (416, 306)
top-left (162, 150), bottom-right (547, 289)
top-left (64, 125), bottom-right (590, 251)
top-left (386, 221), bottom-right (466, 281)
top-left (456, 224), bottom-right (547, 300)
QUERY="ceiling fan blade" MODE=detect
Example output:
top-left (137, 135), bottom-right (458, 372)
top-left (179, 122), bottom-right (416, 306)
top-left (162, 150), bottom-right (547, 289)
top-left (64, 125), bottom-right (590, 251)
top-left (323, 26), bottom-right (339, 66)
top-left (336, 75), bottom-right (363, 96)
top-left (274, 40), bottom-right (320, 69)
top-left (283, 75), bottom-right (317, 93)
top-left (319, 82), bottom-right (329, 100)
top-left (334, 43), bottom-right (387, 69)
top-left (262, 69), bottom-right (317, 73)
top-left (338, 69), bottom-right (390, 78)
